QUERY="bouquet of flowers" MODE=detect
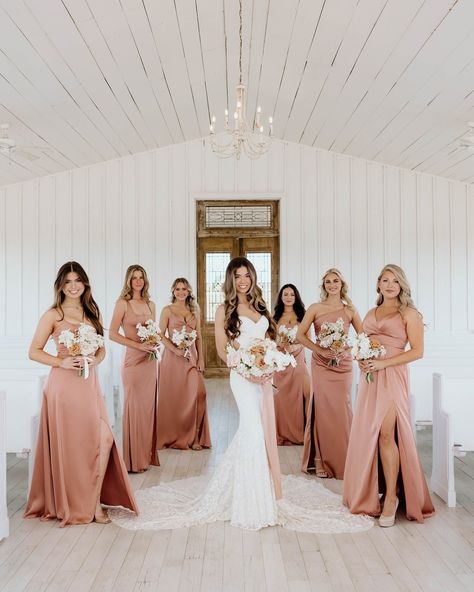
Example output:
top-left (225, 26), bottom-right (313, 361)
top-left (171, 325), bottom-right (197, 361)
top-left (317, 317), bottom-right (351, 367)
top-left (277, 324), bottom-right (298, 348)
top-left (351, 333), bottom-right (386, 383)
top-left (226, 337), bottom-right (296, 381)
top-left (58, 323), bottom-right (104, 379)
top-left (136, 319), bottom-right (162, 360)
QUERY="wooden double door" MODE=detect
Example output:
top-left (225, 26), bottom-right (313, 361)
top-left (197, 235), bottom-right (279, 377)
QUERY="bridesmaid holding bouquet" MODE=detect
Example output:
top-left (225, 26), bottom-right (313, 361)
top-left (297, 268), bottom-right (362, 479)
top-left (25, 262), bottom-right (137, 526)
top-left (156, 278), bottom-right (211, 450)
top-left (109, 265), bottom-right (160, 473)
top-left (343, 265), bottom-right (435, 526)
top-left (272, 284), bottom-right (311, 445)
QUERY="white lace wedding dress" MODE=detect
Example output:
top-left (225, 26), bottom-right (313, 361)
top-left (108, 316), bottom-right (372, 533)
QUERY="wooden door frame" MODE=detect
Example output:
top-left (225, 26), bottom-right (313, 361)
top-left (196, 199), bottom-right (280, 377)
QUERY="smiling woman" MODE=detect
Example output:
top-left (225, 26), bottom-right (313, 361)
top-left (24, 261), bottom-right (137, 526)
top-left (155, 278), bottom-right (211, 451)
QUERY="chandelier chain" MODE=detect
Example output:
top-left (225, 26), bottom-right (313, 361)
top-left (239, 0), bottom-right (243, 85)
top-left (208, 0), bottom-right (272, 159)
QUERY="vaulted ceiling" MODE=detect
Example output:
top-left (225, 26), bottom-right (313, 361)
top-left (0, 0), bottom-right (473, 187)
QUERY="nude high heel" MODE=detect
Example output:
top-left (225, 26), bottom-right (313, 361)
top-left (378, 497), bottom-right (399, 528)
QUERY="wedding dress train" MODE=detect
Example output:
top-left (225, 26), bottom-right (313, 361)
top-left (108, 316), bottom-right (372, 533)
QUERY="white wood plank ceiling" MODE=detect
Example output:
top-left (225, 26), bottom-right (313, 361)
top-left (0, 0), bottom-right (473, 187)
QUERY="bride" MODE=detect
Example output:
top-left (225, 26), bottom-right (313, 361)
top-left (108, 258), bottom-right (372, 533)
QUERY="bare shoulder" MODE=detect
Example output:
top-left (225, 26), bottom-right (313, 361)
top-left (305, 302), bottom-right (321, 317)
top-left (115, 298), bottom-right (128, 311)
top-left (402, 307), bottom-right (422, 325)
top-left (42, 308), bottom-right (61, 324)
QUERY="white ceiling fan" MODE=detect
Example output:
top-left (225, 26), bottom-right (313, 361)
top-left (0, 123), bottom-right (54, 161)
top-left (460, 122), bottom-right (474, 150)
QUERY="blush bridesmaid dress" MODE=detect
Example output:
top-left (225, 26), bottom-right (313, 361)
top-left (121, 301), bottom-right (160, 472)
top-left (343, 309), bottom-right (435, 522)
top-left (156, 313), bottom-right (211, 450)
top-left (24, 320), bottom-right (138, 526)
top-left (302, 308), bottom-right (353, 479)
top-left (273, 326), bottom-right (310, 445)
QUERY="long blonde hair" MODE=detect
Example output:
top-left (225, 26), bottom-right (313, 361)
top-left (171, 278), bottom-right (197, 312)
top-left (119, 265), bottom-right (151, 301)
top-left (320, 268), bottom-right (354, 310)
top-left (223, 257), bottom-right (276, 340)
top-left (376, 264), bottom-right (420, 314)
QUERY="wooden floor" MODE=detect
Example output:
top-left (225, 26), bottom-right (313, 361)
top-left (2, 379), bottom-right (474, 592)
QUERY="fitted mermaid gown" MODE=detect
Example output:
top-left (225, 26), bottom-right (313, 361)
top-left (108, 316), bottom-right (372, 533)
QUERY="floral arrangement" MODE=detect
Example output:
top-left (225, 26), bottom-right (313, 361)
top-left (58, 323), bottom-right (104, 379)
top-left (277, 324), bottom-right (298, 347)
top-left (226, 337), bottom-right (296, 380)
top-left (351, 333), bottom-right (386, 382)
top-left (136, 319), bottom-right (162, 360)
top-left (171, 325), bottom-right (198, 361)
top-left (317, 317), bottom-right (351, 367)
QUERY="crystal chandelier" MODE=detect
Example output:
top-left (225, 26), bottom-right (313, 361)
top-left (208, 0), bottom-right (273, 160)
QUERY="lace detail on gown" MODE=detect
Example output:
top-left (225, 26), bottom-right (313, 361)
top-left (109, 316), bottom-right (372, 533)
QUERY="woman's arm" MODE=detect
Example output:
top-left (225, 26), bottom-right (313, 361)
top-left (194, 306), bottom-right (205, 372)
top-left (350, 308), bottom-right (363, 334)
top-left (109, 299), bottom-right (155, 353)
top-left (159, 306), bottom-right (184, 356)
top-left (28, 310), bottom-right (75, 369)
top-left (214, 305), bottom-right (228, 363)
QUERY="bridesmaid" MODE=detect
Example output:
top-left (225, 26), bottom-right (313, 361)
top-left (109, 265), bottom-right (160, 473)
top-left (156, 278), bottom-right (211, 450)
top-left (25, 262), bottom-right (138, 526)
top-left (343, 264), bottom-right (435, 526)
top-left (297, 268), bottom-right (362, 479)
top-left (272, 284), bottom-right (311, 445)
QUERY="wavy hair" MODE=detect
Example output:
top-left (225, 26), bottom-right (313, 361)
top-left (223, 257), bottom-right (276, 340)
top-left (119, 265), bottom-right (151, 301)
top-left (273, 284), bottom-right (306, 323)
top-left (171, 278), bottom-right (197, 313)
top-left (51, 261), bottom-right (103, 335)
top-left (376, 264), bottom-right (420, 315)
top-left (319, 268), bottom-right (354, 310)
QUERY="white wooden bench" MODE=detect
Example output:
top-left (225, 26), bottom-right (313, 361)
top-left (431, 373), bottom-right (474, 507)
top-left (0, 391), bottom-right (8, 540)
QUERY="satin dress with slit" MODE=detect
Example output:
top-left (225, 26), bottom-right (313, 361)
top-left (24, 320), bottom-right (138, 527)
top-left (273, 324), bottom-right (309, 445)
top-left (108, 316), bottom-right (372, 533)
top-left (156, 312), bottom-right (211, 450)
top-left (302, 308), bottom-right (353, 479)
top-left (342, 309), bottom-right (435, 522)
top-left (121, 301), bottom-right (160, 472)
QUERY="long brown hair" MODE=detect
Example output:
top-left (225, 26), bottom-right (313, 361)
top-left (171, 278), bottom-right (197, 313)
top-left (223, 257), bottom-right (276, 340)
top-left (376, 264), bottom-right (421, 315)
top-left (119, 265), bottom-right (151, 301)
top-left (273, 284), bottom-right (306, 323)
top-left (320, 268), bottom-right (354, 310)
top-left (52, 261), bottom-right (103, 335)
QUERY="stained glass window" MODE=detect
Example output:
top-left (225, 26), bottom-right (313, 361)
top-left (205, 205), bottom-right (272, 228)
top-left (205, 252), bottom-right (230, 322)
top-left (246, 252), bottom-right (272, 309)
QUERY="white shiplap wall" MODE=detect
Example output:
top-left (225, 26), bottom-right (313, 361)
top-left (1, 137), bottom-right (474, 335)
top-left (1, 138), bottom-right (474, 421)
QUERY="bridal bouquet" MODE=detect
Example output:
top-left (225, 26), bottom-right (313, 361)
top-left (317, 317), bottom-right (351, 367)
top-left (277, 324), bottom-right (298, 348)
top-left (172, 325), bottom-right (197, 361)
top-left (136, 319), bottom-right (162, 360)
top-left (226, 337), bottom-right (296, 381)
top-left (351, 333), bottom-right (386, 383)
top-left (58, 323), bottom-right (104, 379)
